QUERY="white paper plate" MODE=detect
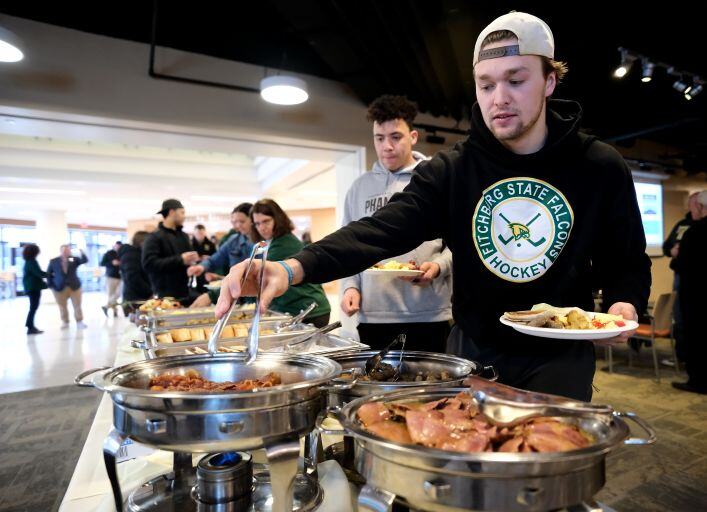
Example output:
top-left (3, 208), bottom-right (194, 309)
top-left (499, 314), bottom-right (638, 340)
top-left (364, 268), bottom-right (424, 278)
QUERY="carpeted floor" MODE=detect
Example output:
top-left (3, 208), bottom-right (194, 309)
top-left (593, 342), bottom-right (707, 511)
top-left (0, 385), bottom-right (101, 512)
top-left (0, 340), bottom-right (704, 512)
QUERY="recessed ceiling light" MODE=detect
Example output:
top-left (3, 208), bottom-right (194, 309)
top-left (260, 76), bottom-right (308, 105)
top-left (0, 26), bottom-right (24, 63)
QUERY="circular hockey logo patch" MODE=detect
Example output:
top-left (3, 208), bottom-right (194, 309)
top-left (472, 177), bottom-right (574, 282)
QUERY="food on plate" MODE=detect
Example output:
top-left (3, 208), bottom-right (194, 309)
top-left (503, 303), bottom-right (626, 330)
top-left (148, 369), bottom-right (281, 392)
top-left (357, 391), bottom-right (593, 453)
top-left (155, 326), bottom-right (277, 344)
top-left (138, 297), bottom-right (182, 312)
top-left (370, 260), bottom-right (420, 271)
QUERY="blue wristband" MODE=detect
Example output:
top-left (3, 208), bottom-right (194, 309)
top-left (276, 260), bottom-right (294, 285)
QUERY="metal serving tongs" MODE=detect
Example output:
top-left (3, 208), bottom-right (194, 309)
top-left (364, 334), bottom-right (406, 380)
top-left (465, 375), bottom-right (614, 427)
top-left (277, 301), bottom-right (317, 331)
top-left (282, 321), bottom-right (342, 352)
top-left (207, 241), bottom-right (269, 360)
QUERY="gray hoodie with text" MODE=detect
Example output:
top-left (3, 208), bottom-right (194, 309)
top-left (341, 152), bottom-right (453, 323)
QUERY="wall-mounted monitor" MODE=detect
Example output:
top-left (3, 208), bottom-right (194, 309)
top-left (633, 180), bottom-right (664, 256)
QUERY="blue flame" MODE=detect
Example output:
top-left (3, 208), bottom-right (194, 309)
top-left (210, 452), bottom-right (242, 467)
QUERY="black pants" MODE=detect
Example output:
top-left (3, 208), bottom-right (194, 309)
top-left (682, 297), bottom-right (706, 392)
top-left (446, 325), bottom-right (596, 401)
top-left (307, 313), bottom-right (330, 329)
top-left (25, 290), bottom-right (41, 329)
top-left (672, 276), bottom-right (686, 361)
top-left (357, 321), bottom-right (451, 352)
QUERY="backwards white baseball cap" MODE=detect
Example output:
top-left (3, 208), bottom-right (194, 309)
top-left (473, 12), bottom-right (555, 67)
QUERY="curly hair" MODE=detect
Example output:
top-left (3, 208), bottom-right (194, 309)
top-left (366, 95), bottom-right (418, 130)
top-left (22, 243), bottom-right (40, 261)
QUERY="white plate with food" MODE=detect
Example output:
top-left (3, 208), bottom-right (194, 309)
top-left (500, 303), bottom-right (638, 340)
top-left (365, 268), bottom-right (424, 277)
top-left (364, 260), bottom-right (424, 278)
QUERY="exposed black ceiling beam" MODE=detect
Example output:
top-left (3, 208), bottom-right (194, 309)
top-left (147, 0), bottom-right (259, 94)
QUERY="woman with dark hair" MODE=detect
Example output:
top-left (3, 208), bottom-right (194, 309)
top-left (250, 199), bottom-right (331, 327)
top-left (22, 243), bottom-right (47, 335)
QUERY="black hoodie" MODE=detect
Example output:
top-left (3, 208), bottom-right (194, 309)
top-left (142, 222), bottom-right (192, 299)
top-left (118, 244), bottom-right (152, 301)
top-left (294, 100), bottom-right (651, 348)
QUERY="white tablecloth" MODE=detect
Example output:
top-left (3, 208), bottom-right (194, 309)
top-left (59, 325), bottom-right (353, 512)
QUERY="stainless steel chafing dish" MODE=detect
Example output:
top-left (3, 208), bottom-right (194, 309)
top-left (319, 382), bottom-right (656, 512)
top-left (325, 350), bottom-right (497, 407)
top-left (139, 305), bottom-right (291, 328)
top-left (134, 319), bottom-right (318, 351)
top-left (76, 353), bottom-right (342, 452)
top-left (77, 353), bottom-right (342, 512)
top-left (143, 332), bottom-right (369, 359)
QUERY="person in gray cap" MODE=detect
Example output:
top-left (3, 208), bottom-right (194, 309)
top-left (214, 12), bottom-right (651, 401)
top-left (142, 198), bottom-right (199, 301)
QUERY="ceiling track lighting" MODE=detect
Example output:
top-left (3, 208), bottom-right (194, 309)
top-left (641, 59), bottom-right (654, 83)
top-left (613, 47), bottom-right (636, 78)
top-left (614, 48), bottom-right (705, 101)
top-left (684, 82), bottom-right (703, 100)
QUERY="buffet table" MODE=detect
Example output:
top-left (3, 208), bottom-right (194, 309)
top-left (59, 324), bottom-right (353, 512)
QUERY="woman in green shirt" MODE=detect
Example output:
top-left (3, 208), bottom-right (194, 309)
top-left (250, 199), bottom-right (331, 327)
top-left (22, 243), bottom-right (47, 335)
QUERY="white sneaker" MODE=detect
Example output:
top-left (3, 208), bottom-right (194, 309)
top-left (76, 322), bottom-right (88, 329)
top-left (61, 323), bottom-right (70, 329)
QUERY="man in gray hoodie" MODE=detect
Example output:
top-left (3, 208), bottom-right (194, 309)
top-left (340, 95), bottom-right (453, 351)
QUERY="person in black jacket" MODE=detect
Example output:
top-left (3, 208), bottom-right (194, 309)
top-left (660, 192), bottom-right (698, 366)
top-left (46, 244), bottom-right (88, 329)
top-left (191, 224), bottom-right (215, 292)
top-left (192, 224), bottom-right (216, 258)
top-left (670, 190), bottom-right (707, 394)
top-left (22, 243), bottom-right (47, 335)
top-left (215, 12), bottom-right (651, 402)
top-left (100, 241), bottom-right (123, 317)
top-left (119, 231), bottom-right (153, 310)
top-left (142, 199), bottom-right (199, 301)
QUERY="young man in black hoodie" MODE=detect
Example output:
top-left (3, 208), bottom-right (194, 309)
top-left (142, 199), bottom-right (199, 301)
top-left (216, 12), bottom-right (651, 401)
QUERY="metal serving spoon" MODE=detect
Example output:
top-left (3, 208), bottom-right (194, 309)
top-left (465, 376), bottom-right (613, 427)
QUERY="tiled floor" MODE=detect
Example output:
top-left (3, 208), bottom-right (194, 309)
top-left (0, 291), bottom-right (125, 394)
